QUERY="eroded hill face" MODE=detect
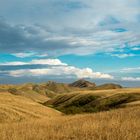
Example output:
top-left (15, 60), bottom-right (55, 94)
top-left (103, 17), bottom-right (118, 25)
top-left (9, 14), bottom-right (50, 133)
top-left (69, 79), bottom-right (96, 88)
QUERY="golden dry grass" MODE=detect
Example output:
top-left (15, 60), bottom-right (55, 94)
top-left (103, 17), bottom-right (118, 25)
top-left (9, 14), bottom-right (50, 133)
top-left (71, 87), bottom-right (140, 96)
top-left (0, 106), bottom-right (139, 140)
top-left (0, 92), bottom-right (61, 123)
top-left (0, 88), bottom-right (140, 140)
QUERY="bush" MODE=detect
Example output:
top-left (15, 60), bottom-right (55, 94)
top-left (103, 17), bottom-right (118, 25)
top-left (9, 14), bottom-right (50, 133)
top-left (8, 88), bottom-right (19, 95)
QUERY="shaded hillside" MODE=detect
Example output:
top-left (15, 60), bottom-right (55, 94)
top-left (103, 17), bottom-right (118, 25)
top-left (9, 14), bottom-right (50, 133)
top-left (45, 88), bottom-right (140, 114)
top-left (69, 79), bottom-right (96, 88)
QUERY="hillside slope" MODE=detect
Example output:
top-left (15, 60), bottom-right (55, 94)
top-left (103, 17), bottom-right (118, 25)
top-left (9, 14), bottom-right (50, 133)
top-left (69, 79), bottom-right (96, 88)
top-left (0, 81), bottom-right (80, 102)
top-left (45, 88), bottom-right (140, 114)
top-left (0, 92), bottom-right (61, 123)
top-left (92, 83), bottom-right (122, 90)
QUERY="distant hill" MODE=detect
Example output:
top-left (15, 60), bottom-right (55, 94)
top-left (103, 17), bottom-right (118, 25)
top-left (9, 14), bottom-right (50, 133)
top-left (92, 83), bottom-right (122, 90)
top-left (0, 81), bottom-right (79, 102)
top-left (69, 79), bottom-right (96, 88)
top-left (0, 80), bottom-right (123, 103)
top-left (44, 81), bottom-right (73, 93)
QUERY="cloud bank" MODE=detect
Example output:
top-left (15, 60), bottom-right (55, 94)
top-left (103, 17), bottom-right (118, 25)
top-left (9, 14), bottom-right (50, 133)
top-left (0, 59), bottom-right (113, 79)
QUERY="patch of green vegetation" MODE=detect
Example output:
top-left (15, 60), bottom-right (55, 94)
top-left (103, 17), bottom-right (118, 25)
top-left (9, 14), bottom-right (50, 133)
top-left (8, 88), bottom-right (19, 95)
top-left (46, 93), bottom-right (140, 114)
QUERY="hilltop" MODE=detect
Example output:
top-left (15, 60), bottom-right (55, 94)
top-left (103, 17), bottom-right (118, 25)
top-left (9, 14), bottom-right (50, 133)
top-left (92, 83), bottom-right (122, 90)
top-left (69, 79), bottom-right (96, 88)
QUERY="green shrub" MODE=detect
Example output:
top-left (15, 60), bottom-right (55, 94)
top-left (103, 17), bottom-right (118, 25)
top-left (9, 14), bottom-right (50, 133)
top-left (8, 88), bottom-right (19, 95)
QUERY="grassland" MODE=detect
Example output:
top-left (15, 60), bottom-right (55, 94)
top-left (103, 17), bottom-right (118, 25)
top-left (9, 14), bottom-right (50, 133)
top-left (0, 92), bottom-right (61, 123)
top-left (0, 84), bottom-right (140, 140)
top-left (0, 106), bottom-right (139, 140)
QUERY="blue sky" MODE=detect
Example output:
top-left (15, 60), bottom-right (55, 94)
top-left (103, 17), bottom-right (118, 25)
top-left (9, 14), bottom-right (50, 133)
top-left (0, 0), bottom-right (140, 86)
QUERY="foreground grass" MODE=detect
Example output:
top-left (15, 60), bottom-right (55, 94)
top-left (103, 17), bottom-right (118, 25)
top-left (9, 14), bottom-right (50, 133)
top-left (0, 106), bottom-right (140, 140)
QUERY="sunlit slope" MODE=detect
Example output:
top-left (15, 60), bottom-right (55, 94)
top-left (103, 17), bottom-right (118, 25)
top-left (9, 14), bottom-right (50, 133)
top-left (0, 92), bottom-right (61, 123)
top-left (0, 84), bottom-right (50, 103)
top-left (0, 82), bottom-right (79, 102)
top-left (45, 88), bottom-right (140, 114)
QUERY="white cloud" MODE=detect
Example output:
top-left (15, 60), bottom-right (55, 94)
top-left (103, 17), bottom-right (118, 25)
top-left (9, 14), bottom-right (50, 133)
top-left (12, 52), bottom-right (48, 58)
top-left (1, 62), bottom-right (27, 66)
top-left (9, 67), bottom-right (113, 79)
top-left (0, 59), bottom-right (67, 66)
top-left (121, 67), bottom-right (140, 72)
top-left (131, 47), bottom-right (140, 51)
top-left (122, 77), bottom-right (140, 81)
top-left (4, 59), bottom-right (113, 79)
top-left (31, 59), bottom-right (67, 66)
top-left (12, 52), bottom-right (35, 58)
top-left (0, 0), bottom-right (140, 56)
top-left (111, 53), bottom-right (135, 58)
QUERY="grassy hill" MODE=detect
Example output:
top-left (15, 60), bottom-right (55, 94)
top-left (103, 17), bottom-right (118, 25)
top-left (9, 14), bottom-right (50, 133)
top-left (45, 88), bottom-right (140, 114)
top-left (0, 81), bottom-right (80, 102)
top-left (0, 80), bottom-right (124, 104)
top-left (0, 92), bottom-right (61, 123)
top-left (0, 105), bottom-right (139, 140)
top-left (92, 83), bottom-right (122, 90)
top-left (69, 79), bottom-right (96, 88)
top-left (0, 84), bottom-right (140, 140)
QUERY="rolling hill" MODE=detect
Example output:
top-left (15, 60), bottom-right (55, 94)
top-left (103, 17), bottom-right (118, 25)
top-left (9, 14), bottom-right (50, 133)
top-left (92, 83), bottom-right (122, 90)
top-left (0, 83), bottom-right (140, 140)
top-left (0, 81), bottom-right (80, 102)
top-left (0, 92), bottom-right (61, 123)
top-left (44, 88), bottom-right (140, 114)
top-left (0, 80), bottom-right (124, 103)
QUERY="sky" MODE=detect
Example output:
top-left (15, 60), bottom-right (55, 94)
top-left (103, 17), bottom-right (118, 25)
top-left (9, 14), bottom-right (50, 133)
top-left (0, 0), bottom-right (140, 86)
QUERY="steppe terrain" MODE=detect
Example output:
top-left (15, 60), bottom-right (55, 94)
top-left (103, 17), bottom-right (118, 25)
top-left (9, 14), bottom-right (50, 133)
top-left (0, 80), bottom-right (140, 140)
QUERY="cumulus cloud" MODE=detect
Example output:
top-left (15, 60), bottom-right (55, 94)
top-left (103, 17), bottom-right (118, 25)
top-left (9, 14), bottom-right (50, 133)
top-left (0, 58), bottom-right (113, 79)
top-left (8, 66), bottom-right (113, 79)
